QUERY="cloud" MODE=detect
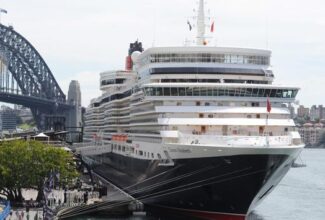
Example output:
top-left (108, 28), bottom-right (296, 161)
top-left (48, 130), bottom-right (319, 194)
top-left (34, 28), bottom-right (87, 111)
top-left (0, 0), bottom-right (324, 108)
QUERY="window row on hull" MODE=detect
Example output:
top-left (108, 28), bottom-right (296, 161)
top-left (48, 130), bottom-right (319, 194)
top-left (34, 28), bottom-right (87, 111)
top-left (143, 87), bottom-right (298, 99)
top-left (141, 53), bottom-right (270, 65)
top-left (160, 79), bottom-right (269, 84)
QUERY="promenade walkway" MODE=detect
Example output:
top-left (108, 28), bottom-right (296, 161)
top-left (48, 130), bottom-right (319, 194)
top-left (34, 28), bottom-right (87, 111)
top-left (4, 188), bottom-right (100, 220)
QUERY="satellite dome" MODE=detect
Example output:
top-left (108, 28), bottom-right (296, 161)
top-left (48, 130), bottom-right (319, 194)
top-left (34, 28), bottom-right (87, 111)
top-left (131, 51), bottom-right (141, 63)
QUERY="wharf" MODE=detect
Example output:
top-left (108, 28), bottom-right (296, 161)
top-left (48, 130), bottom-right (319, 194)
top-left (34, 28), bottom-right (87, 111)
top-left (56, 170), bottom-right (143, 219)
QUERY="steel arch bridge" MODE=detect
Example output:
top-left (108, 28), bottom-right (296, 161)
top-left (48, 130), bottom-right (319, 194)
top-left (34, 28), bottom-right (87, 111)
top-left (0, 23), bottom-right (76, 131)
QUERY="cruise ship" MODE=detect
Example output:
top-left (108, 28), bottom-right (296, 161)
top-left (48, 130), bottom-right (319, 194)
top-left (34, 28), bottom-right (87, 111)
top-left (81, 1), bottom-right (304, 219)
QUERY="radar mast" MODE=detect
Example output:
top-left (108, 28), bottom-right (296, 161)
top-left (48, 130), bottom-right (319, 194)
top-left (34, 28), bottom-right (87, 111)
top-left (196, 0), bottom-right (206, 45)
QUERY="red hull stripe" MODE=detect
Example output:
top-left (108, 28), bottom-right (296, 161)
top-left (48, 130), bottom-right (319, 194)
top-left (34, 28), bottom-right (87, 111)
top-left (187, 210), bottom-right (246, 220)
top-left (155, 205), bottom-right (246, 220)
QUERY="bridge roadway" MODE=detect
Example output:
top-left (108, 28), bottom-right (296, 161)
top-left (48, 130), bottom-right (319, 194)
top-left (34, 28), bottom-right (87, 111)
top-left (0, 90), bottom-right (70, 110)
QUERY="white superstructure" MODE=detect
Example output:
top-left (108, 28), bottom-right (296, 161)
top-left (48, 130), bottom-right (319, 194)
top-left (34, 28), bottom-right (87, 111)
top-left (83, 42), bottom-right (303, 158)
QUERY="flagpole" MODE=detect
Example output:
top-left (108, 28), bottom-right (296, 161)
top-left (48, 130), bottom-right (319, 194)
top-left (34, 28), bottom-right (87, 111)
top-left (266, 96), bottom-right (271, 146)
top-left (266, 112), bottom-right (269, 146)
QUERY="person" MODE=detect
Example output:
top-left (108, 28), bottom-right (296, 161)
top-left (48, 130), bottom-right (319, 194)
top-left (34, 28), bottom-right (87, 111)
top-left (34, 211), bottom-right (38, 220)
top-left (83, 191), bottom-right (88, 204)
top-left (63, 189), bottom-right (67, 203)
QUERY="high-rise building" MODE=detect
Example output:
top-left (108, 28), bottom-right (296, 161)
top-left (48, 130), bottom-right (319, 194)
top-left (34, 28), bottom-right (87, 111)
top-left (310, 105), bottom-right (324, 120)
top-left (66, 80), bottom-right (83, 141)
top-left (297, 105), bottom-right (310, 118)
top-left (68, 80), bottom-right (82, 106)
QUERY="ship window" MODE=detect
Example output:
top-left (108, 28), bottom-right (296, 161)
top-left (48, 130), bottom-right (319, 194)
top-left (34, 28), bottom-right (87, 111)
top-left (186, 87), bottom-right (193, 96)
top-left (122, 146), bottom-right (125, 152)
top-left (193, 88), bottom-right (200, 96)
top-left (171, 87), bottom-right (178, 96)
top-left (179, 87), bottom-right (185, 96)
top-left (157, 153), bottom-right (162, 159)
top-left (139, 151), bottom-right (143, 156)
top-left (200, 88), bottom-right (208, 96)
top-left (163, 87), bottom-right (171, 96)
top-left (156, 87), bottom-right (163, 96)
top-left (151, 153), bottom-right (154, 158)
top-left (118, 145), bottom-right (121, 151)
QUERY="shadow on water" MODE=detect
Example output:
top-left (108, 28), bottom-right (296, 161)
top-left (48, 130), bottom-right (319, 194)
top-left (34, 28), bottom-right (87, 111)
top-left (66, 211), bottom-right (265, 220)
top-left (67, 212), bottom-right (202, 220)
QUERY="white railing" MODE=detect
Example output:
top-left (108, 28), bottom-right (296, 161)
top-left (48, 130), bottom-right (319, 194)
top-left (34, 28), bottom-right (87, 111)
top-left (177, 133), bottom-right (293, 147)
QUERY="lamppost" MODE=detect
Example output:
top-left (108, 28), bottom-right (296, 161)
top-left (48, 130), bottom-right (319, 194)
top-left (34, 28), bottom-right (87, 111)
top-left (0, 8), bottom-right (7, 24)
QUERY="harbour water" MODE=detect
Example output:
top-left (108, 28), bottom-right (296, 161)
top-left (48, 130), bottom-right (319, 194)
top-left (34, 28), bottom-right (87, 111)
top-left (72, 149), bottom-right (325, 220)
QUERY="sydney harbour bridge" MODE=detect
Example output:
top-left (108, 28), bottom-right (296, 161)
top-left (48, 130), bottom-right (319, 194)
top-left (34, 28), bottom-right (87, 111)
top-left (0, 23), bottom-right (81, 131)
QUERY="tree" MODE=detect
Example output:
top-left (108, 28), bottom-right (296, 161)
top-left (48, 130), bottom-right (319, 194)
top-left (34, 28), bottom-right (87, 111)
top-left (0, 140), bottom-right (78, 203)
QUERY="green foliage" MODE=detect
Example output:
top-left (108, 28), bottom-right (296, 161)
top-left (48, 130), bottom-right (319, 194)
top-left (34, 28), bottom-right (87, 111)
top-left (18, 123), bottom-right (33, 130)
top-left (0, 140), bottom-right (78, 202)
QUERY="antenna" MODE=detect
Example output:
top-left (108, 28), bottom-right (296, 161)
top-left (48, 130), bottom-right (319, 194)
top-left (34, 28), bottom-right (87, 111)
top-left (152, 5), bottom-right (157, 47)
top-left (265, 0), bottom-right (269, 49)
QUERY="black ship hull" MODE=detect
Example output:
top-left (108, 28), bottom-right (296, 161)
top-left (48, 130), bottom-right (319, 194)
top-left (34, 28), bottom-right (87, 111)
top-left (88, 151), bottom-right (297, 220)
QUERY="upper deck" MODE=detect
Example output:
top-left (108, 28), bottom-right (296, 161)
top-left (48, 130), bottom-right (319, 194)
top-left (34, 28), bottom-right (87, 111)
top-left (135, 46), bottom-right (271, 70)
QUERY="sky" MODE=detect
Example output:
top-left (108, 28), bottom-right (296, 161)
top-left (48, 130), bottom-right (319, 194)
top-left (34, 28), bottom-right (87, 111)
top-left (0, 0), bottom-right (324, 107)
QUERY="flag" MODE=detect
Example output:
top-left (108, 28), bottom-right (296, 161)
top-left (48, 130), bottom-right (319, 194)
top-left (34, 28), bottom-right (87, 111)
top-left (187, 20), bottom-right (192, 31)
top-left (267, 96), bottom-right (271, 113)
top-left (210, 21), bottom-right (214, 32)
top-left (0, 9), bottom-right (7, 14)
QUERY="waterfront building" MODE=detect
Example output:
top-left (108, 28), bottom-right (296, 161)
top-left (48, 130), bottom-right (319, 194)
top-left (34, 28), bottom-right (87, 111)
top-left (298, 123), bottom-right (325, 146)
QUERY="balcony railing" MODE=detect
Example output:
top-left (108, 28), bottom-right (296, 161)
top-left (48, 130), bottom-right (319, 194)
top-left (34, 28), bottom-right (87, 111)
top-left (162, 132), bottom-right (300, 147)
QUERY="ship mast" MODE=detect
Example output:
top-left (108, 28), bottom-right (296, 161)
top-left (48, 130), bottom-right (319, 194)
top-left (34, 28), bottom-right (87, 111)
top-left (196, 0), bottom-right (206, 45)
